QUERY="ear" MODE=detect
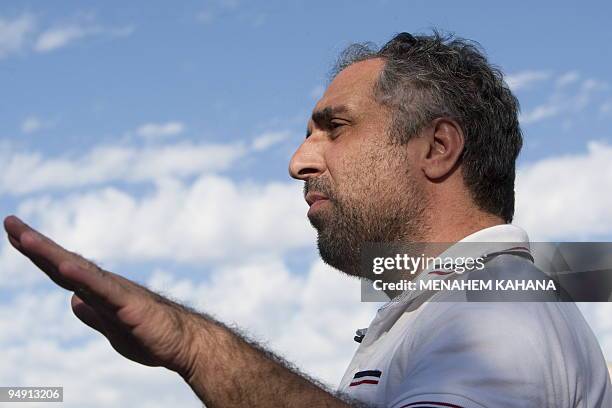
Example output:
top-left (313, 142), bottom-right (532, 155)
top-left (421, 118), bottom-right (465, 180)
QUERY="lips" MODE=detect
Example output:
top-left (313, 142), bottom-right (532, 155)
top-left (305, 192), bottom-right (329, 207)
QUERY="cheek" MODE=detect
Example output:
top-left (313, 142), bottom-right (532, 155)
top-left (326, 144), bottom-right (398, 200)
top-left (325, 142), bottom-right (370, 183)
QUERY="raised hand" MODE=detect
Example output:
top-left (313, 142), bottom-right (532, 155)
top-left (3, 215), bottom-right (201, 378)
top-left (4, 215), bottom-right (354, 407)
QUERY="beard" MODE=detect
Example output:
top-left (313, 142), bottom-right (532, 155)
top-left (305, 173), bottom-right (427, 279)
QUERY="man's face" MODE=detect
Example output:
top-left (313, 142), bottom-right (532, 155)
top-left (289, 58), bottom-right (428, 278)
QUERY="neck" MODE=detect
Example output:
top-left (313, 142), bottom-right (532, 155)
top-left (423, 210), bottom-right (505, 243)
top-left (417, 183), bottom-right (506, 243)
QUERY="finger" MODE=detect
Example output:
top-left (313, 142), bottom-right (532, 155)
top-left (5, 216), bottom-right (85, 272)
top-left (61, 262), bottom-right (132, 310)
top-left (71, 294), bottom-right (108, 336)
top-left (4, 215), bottom-right (32, 241)
top-left (5, 217), bottom-right (133, 293)
top-left (7, 232), bottom-right (81, 291)
top-left (31, 253), bottom-right (79, 291)
top-left (3, 216), bottom-right (52, 255)
top-left (12, 223), bottom-right (106, 291)
top-left (19, 226), bottom-right (83, 271)
top-left (5, 217), bottom-right (141, 301)
top-left (7, 231), bottom-right (77, 290)
top-left (7, 233), bottom-right (22, 251)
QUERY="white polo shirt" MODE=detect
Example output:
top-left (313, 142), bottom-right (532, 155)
top-left (338, 225), bottom-right (612, 407)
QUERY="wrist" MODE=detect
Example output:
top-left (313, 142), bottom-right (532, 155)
top-left (174, 312), bottom-right (205, 381)
top-left (176, 312), bottom-right (227, 384)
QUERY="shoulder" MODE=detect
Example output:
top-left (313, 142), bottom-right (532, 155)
top-left (382, 254), bottom-right (612, 407)
top-left (386, 295), bottom-right (593, 407)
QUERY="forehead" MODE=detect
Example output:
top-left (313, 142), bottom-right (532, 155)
top-left (312, 58), bottom-right (385, 117)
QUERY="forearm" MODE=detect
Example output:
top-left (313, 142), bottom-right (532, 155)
top-left (179, 311), bottom-right (354, 407)
top-left (2, 216), bottom-right (363, 407)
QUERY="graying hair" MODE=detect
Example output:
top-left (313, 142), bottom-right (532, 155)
top-left (331, 31), bottom-right (523, 223)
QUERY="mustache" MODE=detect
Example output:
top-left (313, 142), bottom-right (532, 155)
top-left (304, 177), bottom-right (336, 201)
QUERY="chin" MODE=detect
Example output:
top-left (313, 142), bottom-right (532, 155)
top-left (316, 235), bottom-right (363, 278)
top-left (307, 211), bottom-right (328, 231)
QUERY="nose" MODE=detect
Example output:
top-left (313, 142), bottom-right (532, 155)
top-left (289, 136), bottom-right (326, 181)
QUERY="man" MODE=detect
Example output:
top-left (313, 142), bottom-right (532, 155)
top-left (4, 32), bottom-right (611, 407)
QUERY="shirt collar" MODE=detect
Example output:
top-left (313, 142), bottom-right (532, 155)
top-left (459, 223), bottom-right (529, 245)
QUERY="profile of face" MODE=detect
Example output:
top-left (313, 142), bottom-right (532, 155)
top-left (289, 59), bottom-right (429, 278)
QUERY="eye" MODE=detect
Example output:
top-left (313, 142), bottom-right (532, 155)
top-left (329, 119), bottom-right (349, 132)
top-left (328, 120), bottom-right (349, 140)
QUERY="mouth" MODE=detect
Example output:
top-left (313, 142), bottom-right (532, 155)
top-left (305, 192), bottom-right (329, 206)
top-left (305, 192), bottom-right (330, 215)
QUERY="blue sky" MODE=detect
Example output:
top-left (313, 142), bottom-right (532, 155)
top-left (2, 1), bottom-right (612, 161)
top-left (1, 1), bottom-right (612, 406)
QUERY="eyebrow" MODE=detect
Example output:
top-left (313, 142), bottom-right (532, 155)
top-left (306, 105), bottom-right (349, 138)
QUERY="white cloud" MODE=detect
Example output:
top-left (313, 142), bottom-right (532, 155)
top-left (2, 133), bottom-right (612, 406)
top-left (0, 141), bottom-right (246, 195)
top-left (251, 130), bottom-right (290, 151)
top-left (0, 239), bottom-right (49, 288)
top-left (581, 78), bottom-right (609, 92)
top-left (515, 141), bottom-right (612, 240)
top-left (9, 175), bottom-right (312, 267)
top-left (35, 25), bottom-right (87, 52)
top-left (0, 291), bottom-right (90, 344)
top-left (21, 116), bottom-right (42, 133)
top-left (0, 14), bottom-right (134, 58)
top-left (0, 268), bottom-right (200, 406)
top-left (34, 23), bottom-right (133, 53)
top-left (556, 71), bottom-right (580, 88)
top-left (0, 254), bottom-right (376, 407)
top-left (519, 74), bottom-right (609, 125)
top-left (136, 121), bottom-right (185, 140)
top-left (0, 14), bottom-right (35, 58)
top-left (20, 115), bottom-right (54, 134)
top-left (498, 69), bottom-right (612, 125)
top-left (195, 1), bottom-right (265, 28)
top-left (0, 299), bottom-right (200, 407)
top-left (147, 258), bottom-right (378, 386)
top-left (505, 70), bottom-right (551, 92)
top-left (519, 104), bottom-right (560, 124)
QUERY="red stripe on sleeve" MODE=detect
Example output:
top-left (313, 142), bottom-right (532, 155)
top-left (399, 401), bottom-right (464, 408)
top-left (348, 379), bottom-right (379, 386)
